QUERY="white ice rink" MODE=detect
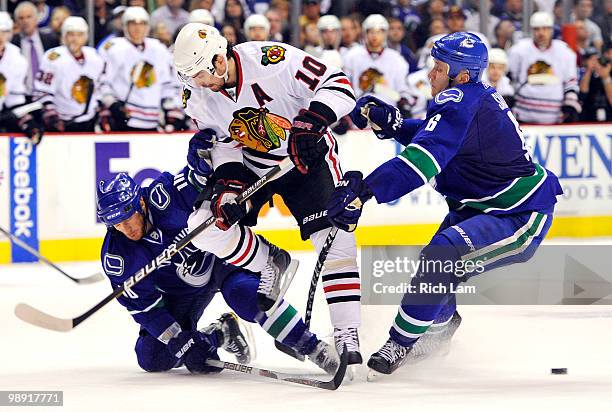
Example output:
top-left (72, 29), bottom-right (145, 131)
top-left (2, 250), bottom-right (612, 412)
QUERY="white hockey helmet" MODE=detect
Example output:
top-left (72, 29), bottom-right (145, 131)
top-left (317, 15), bottom-right (341, 31)
top-left (0, 11), bottom-right (13, 32)
top-left (122, 6), bottom-right (150, 27)
top-left (362, 14), bottom-right (389, 32)
top-left (488, 48), bottom-right (508, 67)
top-left (173, 23), bottom-right (228, 79)
top-left (62, 16), bottom-right (88, 39)
top-left (530, 11), bottom-right (553, 28)
top-left (189, 9), bottom-right (214, 26)
top-left (244, 14), bottom-right (270, 40)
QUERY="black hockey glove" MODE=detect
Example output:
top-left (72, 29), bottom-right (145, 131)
top-left (109, 101), bottom-right (128, 129)
top-left (561, 105), bottom-right (579, 123)
top-left (167, 330), bottom-right (222, 374)
top-left (210, 179), bottom-right (251, 231)
top-left (19, 113), bottom-right (44, 145)
top-left (288, 109), bottom-right (329, 174)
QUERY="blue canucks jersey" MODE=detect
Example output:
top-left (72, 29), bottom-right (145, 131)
top-left (365, 82), bottom-right (563, 214)
top-left (101, 168), bottom-right (218, 341)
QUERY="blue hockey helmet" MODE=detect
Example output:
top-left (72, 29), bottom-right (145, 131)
top-left (96, 173), bottom-right (143, 226)
top-left (431, 32), bottom-right (488, 82)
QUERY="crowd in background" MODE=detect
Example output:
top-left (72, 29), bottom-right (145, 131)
top-left (0, 0), bottom-right (611, 144)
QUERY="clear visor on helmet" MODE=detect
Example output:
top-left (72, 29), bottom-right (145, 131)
top-left (176, 53), bottom-right (228, 87)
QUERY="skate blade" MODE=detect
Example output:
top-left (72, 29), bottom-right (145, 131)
top-left (344, 365), bottom-right (357, 382)
top-left (367, 368), bottom-right (383, 382)
top-left (265, 259), bottom-right (299, 316)
top-left (238, 317), bottom-right (257, 363)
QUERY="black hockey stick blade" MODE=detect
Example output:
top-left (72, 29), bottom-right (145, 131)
top-left (274, 340), bottom-right (306, 361)
top-left (206, 344), bottom-right (348, 390)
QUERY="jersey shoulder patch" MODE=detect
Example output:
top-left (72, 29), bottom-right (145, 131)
top-left (182, 87), bottom-right (191, 109)
top-left (260, 45), bottom-right (286, 66)
top-left (47, 50), bottom-right (60, 61)
top-left (149, 182), bottom-right (171, 211)
top-left (103, 253), bottom-right (124, 276)
top-left (103, 40), bottom-right (114, 51)
top-left (434, 87), bottom-right (464, 105)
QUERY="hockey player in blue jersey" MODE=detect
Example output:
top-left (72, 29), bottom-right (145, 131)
top-left (326, 32), bottom-right (563, 376)
top-left (98, 168), bottom-right (339, 374)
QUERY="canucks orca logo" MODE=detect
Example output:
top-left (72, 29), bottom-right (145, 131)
top-left (459, 38), bottom-right (475, 48)
top-left (434, 88), bottom-right (464, 104)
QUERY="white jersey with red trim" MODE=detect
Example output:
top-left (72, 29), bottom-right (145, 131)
top-left (508, 38), bottom-right (579, 124)
top-left (100, 37), bottom-right (181, 129)
top-left (181, 41), bottom-right (355, 178)
top-left (342, 45), bottom-right (410, 105)
top-left (33, 46), bottom-right (104, 122)
top-left (0, 43), bottom-right (28, 111)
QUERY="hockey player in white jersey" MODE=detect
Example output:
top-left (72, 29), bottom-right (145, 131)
top-left (34, 17), bottom-right (104, 132)
top-left (508, 12), bottom-right (581, 124)
top-left (483, 48), bottom-right (514, 107)
top-left (99, 7), bottom-right (184, 132)
top-left (0, 11), bottom-right (43, 144)
top-left (173, 23), bottom-right (363, 365)
top-left (343, 14), bottom-right (413, 115)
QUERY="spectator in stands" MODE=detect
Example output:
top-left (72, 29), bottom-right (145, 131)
top-left (444, 5), bottom-right (489, 48)
top-left (300, 0), bottom-right (321, 29)
top-left (508, 11), bottom-right (581, 124)
top-left (270, 0), bottom-right (290, 24)
top-left (576, 19), bottom-right (594, 55)
top-left (593, 0), bottom-right (611, 47)
top-left (387, 17), bottom-right (418, 73)
top-left (97, 6), bottom-right (125, 51)
top-left (42, 6), bottom-right (70, 38)
top-left (189, 0), bottom-right (214, 12)
top-left (128, 0), bottom-right (147, 7)
top-left (429, 17), bottom-right (448, 37)
top-left (151, 21), bottom-right (174, 47)
top-left (340, 15), bottom-right (360, 52)
top-left (391, 0), bottom-right (421, 33)
top-left (33, 0), bottom-right (52, 28)
top-left (414, 0), bottom-right (446, 49)
top-left (223, 0), bottom-right (246, 38)
top-left (244, 14), bottom-right (270, 41)
top-left (265, 8), bottom-right (286, 42)
top-left (578, 46), bottom-right (612, 121)
top-left (302, 21), bottom-right (320, 55)
top-left (464, 0), bottom-right (499, 42)
top-left (151, 0), bottom-right (190, 37)
top-left (501, 0), bottom-right (524, 34)
top-left (492, 19), bottom-right (516, 50)
top-left (12, 1), bottom-right (59, 94)
top-left (92, 0), bottom-right (114, 47)
top-left (574, 0), bottom-right (604, 51)
top-left (485, 48), bottom-right (515, 106)
top-left (221, 22), bottom-right (242, 46)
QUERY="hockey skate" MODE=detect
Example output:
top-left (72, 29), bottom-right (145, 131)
top-left (308, 340), bottom-right (340, 375)
top-left (367, 338), bottom-right (412, 380)
top-left (334, 328), bottom-right (362, 381)
top-left (405, 311), bottom-right (462, 364)
top-left (257, 242), bottom-right (299, 312)
top-left (203, 312), bottom-right (256, 364)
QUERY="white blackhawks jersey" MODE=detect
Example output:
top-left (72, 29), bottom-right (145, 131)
top-left (0, 43), bottom-right (28, 111)
top-left (34, 46), bottom-right (104, 122)
top-left (342, 45), bottom-right (410, 105)
top-left (406, 68), bottom-right (432, 119)
top-left (182, 41), bottom-right (356, 176)
top-left (100, 37), bottom-right (181, 129)
top-left (508, 39), bottom-right (579, 124)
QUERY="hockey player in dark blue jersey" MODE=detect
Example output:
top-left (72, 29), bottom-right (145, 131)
top-left (98, 167), bottom-right (339, 374)
top-left (326, 32), bottom-right (563, 376)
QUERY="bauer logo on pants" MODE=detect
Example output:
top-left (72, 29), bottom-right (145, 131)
top-left (9, 137), bottom-right (38, 263)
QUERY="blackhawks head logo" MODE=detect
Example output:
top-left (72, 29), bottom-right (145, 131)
top-left (229, 107), bottom-right (291, 152)
top-left (71, 76), bottom-right (93, 104)
top-left (526, 60), bottom-right (558, 85)
top-left (0, 73), bottom-right (6, 98)
top-left (261, 45), bottom-right (286, 66)
top-left (131, 61), bottom-right (156, 88)
top-left (359, 67), bottom-right (385, 92)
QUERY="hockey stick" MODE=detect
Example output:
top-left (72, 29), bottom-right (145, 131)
top-left (0, 225), bottom-right (104, 284)
top-left (275, 227), bottom-right (339, 361)
top-left (14, 158), bottom-right (295, 332)
top-left (206, 344), bottom-right (347, 390)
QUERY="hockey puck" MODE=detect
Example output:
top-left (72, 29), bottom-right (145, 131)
top-left (551, 368), bottom-right (568, 375)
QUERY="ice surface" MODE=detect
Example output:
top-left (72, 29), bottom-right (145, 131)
top-left (1, 251), bottom-right (612, 411)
